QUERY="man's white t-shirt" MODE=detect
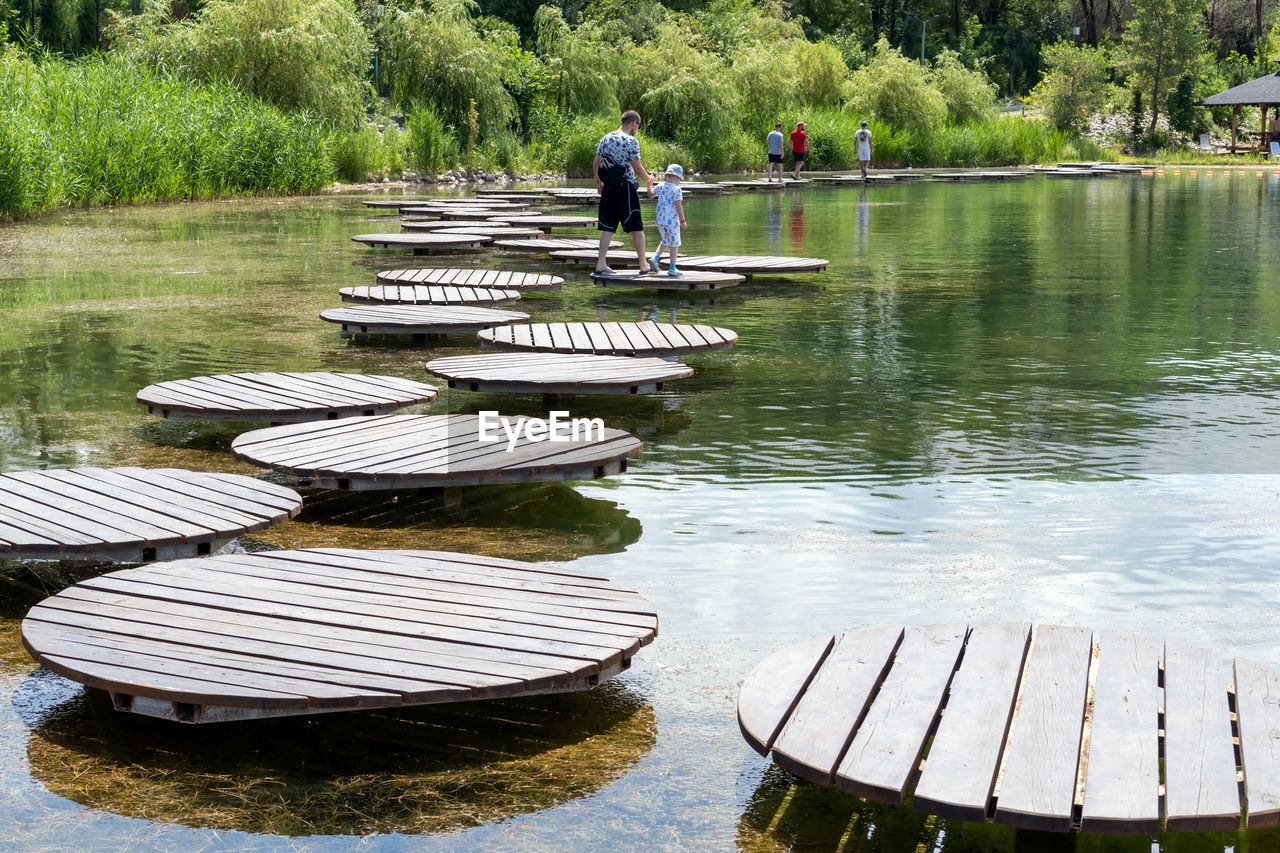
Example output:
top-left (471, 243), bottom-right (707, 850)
top-left (855, 128), bottom-right (872, 161)
top-left (766, 130), bottom-right (784, 156)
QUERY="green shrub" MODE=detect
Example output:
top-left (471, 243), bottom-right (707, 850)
top-left (332, 126), bottom-right (381, 182)
top-left (1165, 73), bottom-right (1196, 136)
top-left (534, 7), bottom-right (621, 116)
top-left (930, 49), bottom-right (996, 124)
top-left (730, 50), bottom-right (798, 135)
top-left (0, 50), bottom-right (330, 219)
top-left (845, 38), bottom-right (945, 132)
top-left (791, 39), bottom-right (848, 107)
top-left (407, 104), bottom-right (459, 173)
top-left (123, 0), bottom-right (371, 129)
top-left (386, 1), bottom-right (517, 138)
top-left (1031, 41), bottom-right (1110, 132)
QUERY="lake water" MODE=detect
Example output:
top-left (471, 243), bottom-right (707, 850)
top-left (2, 171), bottom-right (1280, 851)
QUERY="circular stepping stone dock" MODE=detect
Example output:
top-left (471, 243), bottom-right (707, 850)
top-left (401, 219), bottom-right (513, 231)
top-left (231, 413), bottom-right (642, 490)
top-left (21, 547), bottom-right (658, 723)
top-left (425, 207), bottom-right (542, 221)
top-left (374, 267), bottom-right (562, 291)
top-left (137, 372), bottom-right (438, 422)
top-left (479, 321), bottom-right (737, 357)
top-left (550, 250), bottom-right (829, 275)
top-left (341, 285), bottom-right (523, 306)
top-left (0, 467), bottom-right (302, 562)
top-left (495, 237), bottom-right (619, 253)
top-left (351, 233), bottom-right (492, 254)
top-left (741, 622), bottom-right (1280, 835)
top-left (590, 269), bottom-right (746, 291)
top-left (321, 304), bottom-right (529, 336)
top-left (486, 214), bottom-right (596, 230)
top-left (435, 226), bottom-right (548, 239)
top-left (426, 352), bottom-right (693, 395)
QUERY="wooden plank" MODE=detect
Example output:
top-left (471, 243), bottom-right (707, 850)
top-left (1236, 657), bottom-right (1280, 827)
top-left (835, 624), bottom-right (967, 803)
top-left (770, 627), bottom-right (903, 785)
top-left (1079, 631), bottom-right (1162, 834)
top-left (914, 622), bottom-right (1031, 822)
top-left (994, 625), bottom-right (1092, 832)
top-left (738, 635), bottom-right (834, 755)
top-left (1164, 640), bottom-right (1241, 832)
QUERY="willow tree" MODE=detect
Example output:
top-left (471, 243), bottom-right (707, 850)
top-left (1120, 0), bottom-right (1206, 133)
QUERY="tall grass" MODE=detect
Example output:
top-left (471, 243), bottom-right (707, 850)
top-left (0, 49), bottom-right (330, 219)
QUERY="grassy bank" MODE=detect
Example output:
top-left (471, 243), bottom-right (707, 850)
top-left (0, 50), bottom-right (330, 220)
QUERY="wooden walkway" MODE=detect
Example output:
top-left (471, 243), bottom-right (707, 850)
top-left (231, 413), bottom-right (643, 490)
top-left (426, 207), bottom-right (543, 221)
top-left (321, 304), bottom-right (529, 336)
top-left (341, 284), bottom-right (522, 306)
top-left (364, 198), bottom-right (528, 210)
top-left (739, 622), bottom-right (1280, 834)
top-left (351, 233), bottom-right (492, 254)
top-left (433, 225), bottom-right (548, 239)
top-left (475, 188), bottom-right (554, 198)
top-left (590, 269), bottom-right (746, 291)
top-left (0, 467), bottom-right (301, 562)
top-left (21, 547), bottom-right (658, 722)
top-left (373, 267), bottom-right (563, 291)
top-left (426, 352), bottom-right (693, 395)
top-left (717, 180), bottom-right (786, 191)
top-left (137, 372), bottom-right (438, 422)
top-left (548, 249), bottom-right (829, 274)
top-left (479, 321), bottom-right (738, 357)
top-left (496, 238), bottom-right (619, 253)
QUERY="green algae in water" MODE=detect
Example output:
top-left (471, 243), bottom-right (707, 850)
top-left (23, 680), bottom-right (654, 836)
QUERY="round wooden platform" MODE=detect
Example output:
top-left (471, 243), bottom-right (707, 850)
top-left (495, 238), bottom-right (620, 253)
top-left (740, 622), bottom-right (1280, 835)
top-left (0, 467), bottom-right (302, 562)
top-left (475, 188), bottom-right (553, 198)
top-left (400, 219), bottom-right (513, 231)
top-left (590, 269), bottom-right (746, 291)
top-left (340, 285), bottom-right (523, 306)
top-left (321, 304), bottom-right (529, 335)
top-left (435, 225), bottom-right (548, 239)
top-left (486, 214), bottom-right (596, 230)
top-left (426, 352), bottom-right (694, 395)
top-left (137, 372), bottom-right (438, 422)
top-left (351, 233), bottom-right (492, 254)
top-left (810, 176), bottom-right (865, 184)
top-left (549, 249), bottom-right (830, 275)
top-left (364, 198), bottom-right (524, 210)
top-left (428, 207), bottom-right (542, 221)
top-left (21, 547), bottom-right (658, 723)
top-left (478, 321), bottom-right (737, 357)
top-left (373, 268), bottom-right (563, 291)
top-left (716, 180), bottom-right (786, 191)
top-left (231, 413), bottom-right (643, 490)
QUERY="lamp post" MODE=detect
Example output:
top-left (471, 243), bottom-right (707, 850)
top-left (920, 13), bottom-right (943, 65)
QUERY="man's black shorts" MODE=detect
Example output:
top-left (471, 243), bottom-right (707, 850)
top-left (768, 153), bottom-right (783, 163)
top-left (597, 180), bottom-right (644, 233)
top-left (791, 150), bottom-right (806, 163)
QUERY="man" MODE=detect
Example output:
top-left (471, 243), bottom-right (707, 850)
top-left (593, 110), bottom-right (654, 274)
top-left (789, 121), bottom-right (807, 180)
top-left (765, 122), bottom-right (785, 182)
top-left (855, 120), bottom-right (873, 179)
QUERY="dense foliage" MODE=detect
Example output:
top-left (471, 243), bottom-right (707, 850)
top-left (2, 0), bottom-right (1278, 214)
top-left (0, 45), bottom-right (330, 218)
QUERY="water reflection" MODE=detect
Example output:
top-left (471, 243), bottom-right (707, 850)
top-left (23, 674), bottom-right (655, 837)
top-left (738, 766), bottom-right (1280, 852)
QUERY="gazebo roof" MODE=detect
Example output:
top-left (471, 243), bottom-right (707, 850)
top-left (1197, 71), bottom-right (1280, 106)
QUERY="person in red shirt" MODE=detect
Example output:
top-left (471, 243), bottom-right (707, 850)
top-left (789, 122), bottom-right (807, 179)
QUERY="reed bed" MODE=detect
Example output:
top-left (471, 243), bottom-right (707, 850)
top-left (0, 50), bottom-right (330, 219)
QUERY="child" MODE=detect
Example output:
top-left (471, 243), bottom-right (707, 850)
top-left (650, 163), bottom-right (687, 276)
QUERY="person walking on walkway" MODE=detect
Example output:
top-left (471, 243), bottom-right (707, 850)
top-left (789, 121), bottom-right (807, 179)
top-left (650, 163), bottom-right (687, 275)
top-left (766, 123), bottom-right (785, 182)
top-left (855, 120), bottom-right (873, 179)
top-left (594, 110), bottom-right (654, 274)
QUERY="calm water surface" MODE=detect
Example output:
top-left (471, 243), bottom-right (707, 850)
top-left (2, 172), bottom-right (1280, 850)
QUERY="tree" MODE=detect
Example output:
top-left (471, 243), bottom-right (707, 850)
top-left (1119, 0), bottom-right (1206, 133)
top-left (1032, 41), bottom-right (1109, 131)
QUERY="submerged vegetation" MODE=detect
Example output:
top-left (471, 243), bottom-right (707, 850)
top-left (0, 0), bottom-right (1277, 216)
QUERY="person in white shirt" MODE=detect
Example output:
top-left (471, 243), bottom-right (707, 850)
top-left (855, 120), bottom-right (873, 179)
top-left (765, 123), bottom-right (785, 182)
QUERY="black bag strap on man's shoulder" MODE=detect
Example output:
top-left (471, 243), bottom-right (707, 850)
top-left (598, 153), bottom-right (628, 187)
